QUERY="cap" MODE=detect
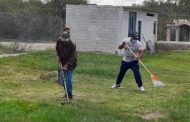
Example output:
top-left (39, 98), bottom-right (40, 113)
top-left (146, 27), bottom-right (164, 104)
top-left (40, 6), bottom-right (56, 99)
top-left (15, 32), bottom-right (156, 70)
top-left (61, 32), bottom-right (70, 39)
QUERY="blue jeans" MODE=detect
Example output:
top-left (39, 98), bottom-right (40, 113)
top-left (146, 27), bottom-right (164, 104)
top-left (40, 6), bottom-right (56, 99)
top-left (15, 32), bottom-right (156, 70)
top-left (60, 70), bottom-right (73, 97)
top-left (116, 60), bottom-right (143, 87)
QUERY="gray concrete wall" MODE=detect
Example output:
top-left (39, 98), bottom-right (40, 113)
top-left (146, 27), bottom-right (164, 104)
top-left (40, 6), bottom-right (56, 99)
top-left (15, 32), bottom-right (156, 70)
top-left (137, 11), bottom-right (158, 43)
top-left (156, 41), bottom-right (190, 51)
top-left (66, 4), bottom-right (123, 54)
top-left (66, 4), bottom-right (158, 54)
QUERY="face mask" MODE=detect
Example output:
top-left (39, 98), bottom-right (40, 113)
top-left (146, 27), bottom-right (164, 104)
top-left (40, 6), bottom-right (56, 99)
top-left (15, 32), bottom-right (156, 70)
top-left (133, 37), bottom-right (138, 40)
top-left (131, 39), bottom-right (137, 44)
top-left (61, 38), bottom-right (69, 42)
top-left (66, 38), bottom-right (70, 41)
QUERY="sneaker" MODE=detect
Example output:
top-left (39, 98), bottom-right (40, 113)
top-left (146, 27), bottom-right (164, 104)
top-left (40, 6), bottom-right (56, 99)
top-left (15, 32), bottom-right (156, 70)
top-left (138, 86), bottom-right (146, 92)
top-left (111, 83), bottom-right (120, 88)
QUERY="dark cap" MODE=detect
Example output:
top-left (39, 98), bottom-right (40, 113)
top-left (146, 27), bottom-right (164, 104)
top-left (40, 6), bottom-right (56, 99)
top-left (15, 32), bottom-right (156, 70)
top-left (64, 27), bottom-right (70, 31)
top-left (131, 32), bottom-right (138, 38)
top-left (61, 32), bottom-right (70, 39)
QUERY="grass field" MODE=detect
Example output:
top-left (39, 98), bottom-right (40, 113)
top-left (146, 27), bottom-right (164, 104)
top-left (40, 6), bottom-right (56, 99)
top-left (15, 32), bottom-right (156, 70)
top-left (0, 50), bottom-right (190, 122)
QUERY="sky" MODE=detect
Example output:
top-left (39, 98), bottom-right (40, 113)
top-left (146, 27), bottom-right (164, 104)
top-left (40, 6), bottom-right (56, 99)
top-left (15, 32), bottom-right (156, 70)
top-left (88, 0), bottom-right (145, 6)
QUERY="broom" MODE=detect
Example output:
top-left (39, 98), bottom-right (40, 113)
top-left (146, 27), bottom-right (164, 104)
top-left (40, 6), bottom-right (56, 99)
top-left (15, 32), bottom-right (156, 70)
top-left (125, 44), bottom-right (165, 87)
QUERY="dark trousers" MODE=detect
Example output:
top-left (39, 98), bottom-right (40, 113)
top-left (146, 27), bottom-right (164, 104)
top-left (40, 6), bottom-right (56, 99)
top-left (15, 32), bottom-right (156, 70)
top-left (116, 60), bottom-right (143, 87)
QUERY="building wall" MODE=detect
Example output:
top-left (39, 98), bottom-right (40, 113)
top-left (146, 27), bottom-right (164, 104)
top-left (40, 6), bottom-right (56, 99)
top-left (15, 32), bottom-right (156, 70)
top-left (66, 4), bottom-right (158, 54)
top-left (66, 4), bottom-right (123, 53)
top-left (137, 12), bottom-right (158, 40)
top-left (120, 10), bottom-right (158, 50)
top-left (156, 41), bottom-right (190, 51)
top-left (120, 11), bottom-right (129, 41)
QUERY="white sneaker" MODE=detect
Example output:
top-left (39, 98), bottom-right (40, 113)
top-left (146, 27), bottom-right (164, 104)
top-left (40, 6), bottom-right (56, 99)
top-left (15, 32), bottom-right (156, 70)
top-left (138, 86), bottom-right (146, 92)
top-left (111, 83), bottom-right (120, 88)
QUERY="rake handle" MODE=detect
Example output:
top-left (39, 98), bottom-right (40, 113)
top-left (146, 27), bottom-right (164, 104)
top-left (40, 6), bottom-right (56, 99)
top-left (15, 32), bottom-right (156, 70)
top-left (58, 63), bottom-right (70, 102)
top-left (125, 44), bottom-right (153, 75)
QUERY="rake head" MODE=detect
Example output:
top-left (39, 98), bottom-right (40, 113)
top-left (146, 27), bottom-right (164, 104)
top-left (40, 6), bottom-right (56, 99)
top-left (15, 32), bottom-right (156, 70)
top-left (151, 74), bottom-right (165, 87)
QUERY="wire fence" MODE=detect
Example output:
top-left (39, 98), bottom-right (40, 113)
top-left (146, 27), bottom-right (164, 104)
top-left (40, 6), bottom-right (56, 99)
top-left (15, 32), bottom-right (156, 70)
top-left (0, 11), bottom-right (189, 42)
top-left (0, 12), bottom-right (63, 42)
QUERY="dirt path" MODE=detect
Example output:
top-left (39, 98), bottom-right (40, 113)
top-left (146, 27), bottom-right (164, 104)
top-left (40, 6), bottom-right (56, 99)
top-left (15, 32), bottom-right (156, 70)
top-left (0, 53), bottom-right (27, 58)
top-left (1, 42), bottom-right (56, 51)
top-left (0, 42), bottom-right (56, 58)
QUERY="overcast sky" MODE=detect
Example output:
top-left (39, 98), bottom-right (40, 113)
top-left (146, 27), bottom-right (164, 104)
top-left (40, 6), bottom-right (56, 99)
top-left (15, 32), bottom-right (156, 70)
top-left (88, 0), bottom-right (145, 6)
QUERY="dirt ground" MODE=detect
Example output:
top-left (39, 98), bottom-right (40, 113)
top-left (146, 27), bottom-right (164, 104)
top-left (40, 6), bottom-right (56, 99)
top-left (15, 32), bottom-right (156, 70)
top-left (1, 42), bottom-right (56, 51)
top-left (0, 42), bottom-right (55, 58)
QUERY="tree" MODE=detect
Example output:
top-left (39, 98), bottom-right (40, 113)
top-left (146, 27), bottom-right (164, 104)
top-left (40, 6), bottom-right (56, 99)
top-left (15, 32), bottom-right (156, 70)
top-left (22, 0), bottom-right (45, 14)
top-left (43, 0), bottom-right (87, 19)
top-left (0, 0), bottom-right (45, 14)
top-left (0, 0), bottom-right (24, 13)
top-left (178, 0), bottom-right (190, 14)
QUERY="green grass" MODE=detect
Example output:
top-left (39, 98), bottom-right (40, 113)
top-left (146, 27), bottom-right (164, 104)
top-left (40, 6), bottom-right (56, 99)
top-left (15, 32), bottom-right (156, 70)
top-left (0, 50), bottom-right (190, 122)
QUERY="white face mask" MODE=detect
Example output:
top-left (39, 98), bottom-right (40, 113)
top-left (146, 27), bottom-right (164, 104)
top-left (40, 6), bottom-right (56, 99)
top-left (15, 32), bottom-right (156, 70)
top-left (65, 38), bottom-right (70, 42)
top-left (61, 38), bottom-right (69, 42)
top-left (131, 39), bottom-right (137, 44)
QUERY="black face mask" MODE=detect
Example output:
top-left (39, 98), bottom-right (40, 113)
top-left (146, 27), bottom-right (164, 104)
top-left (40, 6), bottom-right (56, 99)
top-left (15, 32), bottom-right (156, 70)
top-left (133, 37), bottom-right (138, 40)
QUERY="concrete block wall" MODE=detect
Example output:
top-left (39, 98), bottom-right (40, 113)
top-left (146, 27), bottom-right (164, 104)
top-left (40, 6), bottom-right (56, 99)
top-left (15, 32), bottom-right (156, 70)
top-left (66, 4), bottom-right (123, 54)
top-left (156, 41), bottom-right (190, 51)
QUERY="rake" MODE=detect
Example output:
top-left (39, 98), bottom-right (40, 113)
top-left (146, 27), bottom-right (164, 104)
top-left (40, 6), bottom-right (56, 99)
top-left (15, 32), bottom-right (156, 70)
top-left (58, 64), bottom-right (70, 104)
top-left (125, 44), bottom-right (165, 87)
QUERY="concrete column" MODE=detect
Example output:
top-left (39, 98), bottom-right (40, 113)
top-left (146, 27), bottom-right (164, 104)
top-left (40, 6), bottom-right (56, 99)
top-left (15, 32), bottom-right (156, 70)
top-left (175, 26), bottom-right (179, 42)
top-left (154, 21), bottom-right (158, 42)
top-left (166, 26), bottom-right (171, 41)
